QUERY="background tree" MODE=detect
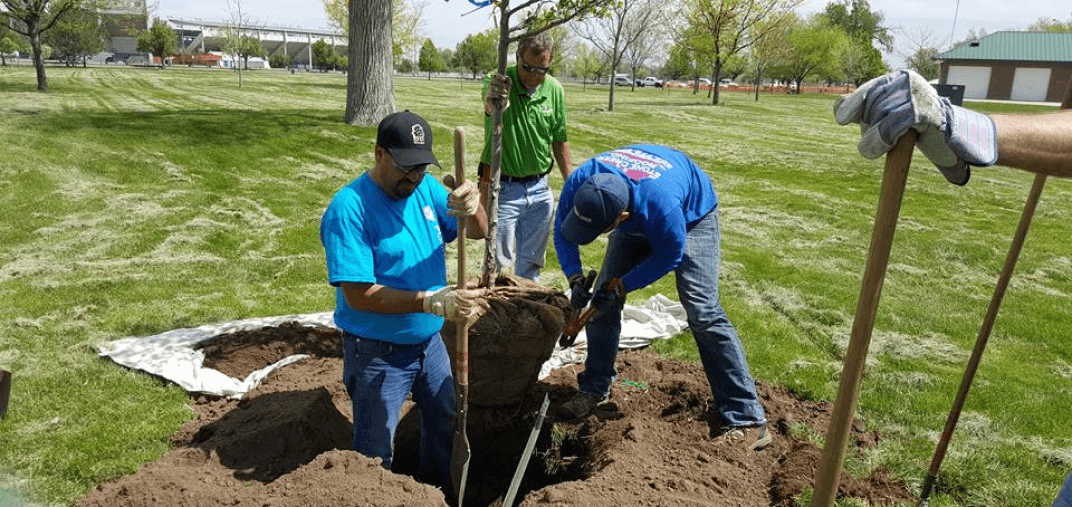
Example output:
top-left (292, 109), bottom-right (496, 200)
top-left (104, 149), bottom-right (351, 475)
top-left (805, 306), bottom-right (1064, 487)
top-left (904, 45), bottom-right (938, 80)
top-left (0, 0), bottom-right (82, 90)
top-left (821, 0), bottom-right (892, 52)
top-left (1027, 16), bottom-right (1072, 32)
top-left (312, 39), bottom-right (340, 70)
top-left (621, 12), bottom-right (669, 85)
top-left (221, 0), bottom-right (260, 86)
top-left (136, 18), bottom-right (177, 67)
top-left (900, 27), bottom-right (940, 81)
top-left (573, 0), bottom-right (663, 110)
top-left (43, 7), bottom-right (104, 67)
top-left (570, 42), bottom-right (605, 89)
top-left (324, 0), bottom-right (426, 68)
top-left (840, 40), bottom-right (884, 85)
top-left (238, 35), bottom-right (266, 69)
top-left (417, 38), bottom-right (444, 79)
top-left (0, 23), bottom-right (25, 66)
top-left (545, 24), bottom-right (576, 74)
top-left (681, 0), bottom-right (801, 105)
top-left (663, 41), bottom-right (701, 84)
top-left (454, 28), bottom-right (496, 79)
top-left (770, 15), bottom-right (849, 92)
top-left (820, 0), bottom-right (889, 84)
top-left (345, 0), bottom-right (394, 125)
top-left (747, 14), bottom-right (792, 100)
top-left (268, 53), bottom-right (291, 69)
top-left (439, 47), bottom-right (456, 72)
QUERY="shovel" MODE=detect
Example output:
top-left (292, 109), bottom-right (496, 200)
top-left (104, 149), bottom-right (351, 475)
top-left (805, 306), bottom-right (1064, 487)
top-left (449, 126), bottom-right (472, 506)
top-left (812, 130), bottom-right (916, 507)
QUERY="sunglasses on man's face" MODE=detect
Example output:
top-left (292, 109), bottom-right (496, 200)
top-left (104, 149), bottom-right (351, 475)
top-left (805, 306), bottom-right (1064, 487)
top-left (520, 62), bottom-right (550, 75)
top-left (392, 160), bottom-right (430, 180)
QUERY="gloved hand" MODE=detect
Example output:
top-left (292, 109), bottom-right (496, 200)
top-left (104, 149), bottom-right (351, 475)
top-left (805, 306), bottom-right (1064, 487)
top-left (423, 286), bottom-right (490, 323)
top-left (446, 179), bottom-right (480, 218)
top-left (833, 69), bottom-right (998, 186)
top-left (590, 279), bottom-right (625, 318)
top-left (486, 73), bottom-right (511, 112)
top-left (568, 270), bottom-right (597, 309)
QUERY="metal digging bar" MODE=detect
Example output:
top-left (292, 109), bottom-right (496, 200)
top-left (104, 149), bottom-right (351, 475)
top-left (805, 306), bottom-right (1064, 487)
top-left (917, 84), bottom-right (1071, 506)
top-left (916, 172), bottom-right (1046, 506)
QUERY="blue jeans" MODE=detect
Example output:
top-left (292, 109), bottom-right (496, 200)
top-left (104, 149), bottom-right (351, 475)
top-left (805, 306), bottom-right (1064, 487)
top-left (577, 208), bottom-right (767, 427)
top-left (342, 332), bottom-right (456, 487)
top-left (1054, 471), bottom-right (1072, 507)
top-left (495, 175), bottom-right (554, 281)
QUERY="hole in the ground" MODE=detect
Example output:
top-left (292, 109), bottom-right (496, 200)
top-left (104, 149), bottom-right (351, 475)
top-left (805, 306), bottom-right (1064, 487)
top-left (392, 392), bottom-right (597, 507)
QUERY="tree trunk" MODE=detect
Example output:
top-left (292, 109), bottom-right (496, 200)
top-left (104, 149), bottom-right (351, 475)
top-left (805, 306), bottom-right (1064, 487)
top-left (480, 0), bottom-right (511, 287)
top-left (710, 56), bottom-right (722, 106)
top-left (346, 0), bottom-right (395, 125)
top-left (29, 27), bottom-right (47, 91)
top-left (754, 66), bottom-right (762, 102)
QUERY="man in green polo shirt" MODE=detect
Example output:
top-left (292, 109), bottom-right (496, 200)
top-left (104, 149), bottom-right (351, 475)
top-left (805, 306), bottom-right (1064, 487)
top-left (480, 33), bottom-right (572, 282)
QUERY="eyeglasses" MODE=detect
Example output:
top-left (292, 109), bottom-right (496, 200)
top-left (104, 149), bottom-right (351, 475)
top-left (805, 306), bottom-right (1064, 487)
top-left (393, 160), bottom-right (430, 180)
top-left (520, 62), bottom-right (550, 75)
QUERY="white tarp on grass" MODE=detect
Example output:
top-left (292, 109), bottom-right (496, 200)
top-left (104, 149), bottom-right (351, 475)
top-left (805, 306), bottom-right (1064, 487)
top-left (97, 294), bottom-right (688, 399)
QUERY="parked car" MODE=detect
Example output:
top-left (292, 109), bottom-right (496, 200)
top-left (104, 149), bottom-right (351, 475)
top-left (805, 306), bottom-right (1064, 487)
top-left (613, 75), bottom-right (632, 86)
top-left (636, 76), bottom-right (663, 88)
top-left (719, 78), bottom-right (735, 86)
top-left (697, 78), bottom-right (712, 87)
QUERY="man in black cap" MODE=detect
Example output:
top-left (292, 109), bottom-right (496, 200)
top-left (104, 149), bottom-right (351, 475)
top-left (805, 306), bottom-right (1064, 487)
top-left (319, 111), bottom-right (489, 488)
top-left (552, 144), bottom-right (771, 451)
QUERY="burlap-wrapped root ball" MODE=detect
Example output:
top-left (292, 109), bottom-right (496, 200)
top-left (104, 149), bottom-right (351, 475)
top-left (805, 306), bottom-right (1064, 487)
top-left (440, 275), bottom-right (574, 407)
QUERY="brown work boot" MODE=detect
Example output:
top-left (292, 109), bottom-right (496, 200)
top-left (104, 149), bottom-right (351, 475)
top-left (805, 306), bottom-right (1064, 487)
top-left (557, 391), bottom-right (608, 420)
top-left (720, 423), bottom-right (772, 451)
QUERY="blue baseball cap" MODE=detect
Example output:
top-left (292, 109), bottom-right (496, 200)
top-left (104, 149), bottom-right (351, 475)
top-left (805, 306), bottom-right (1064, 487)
top-left (561, 173), bottom-right (630, 245)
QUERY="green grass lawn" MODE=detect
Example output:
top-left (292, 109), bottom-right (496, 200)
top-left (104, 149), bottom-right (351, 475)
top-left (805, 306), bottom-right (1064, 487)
top-left (0, 65), bottom-right (1069, 507)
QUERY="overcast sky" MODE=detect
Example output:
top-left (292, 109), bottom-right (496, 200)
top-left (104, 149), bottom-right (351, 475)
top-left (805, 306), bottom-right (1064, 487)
top-left (154, 0), bottom-right (1069, 68)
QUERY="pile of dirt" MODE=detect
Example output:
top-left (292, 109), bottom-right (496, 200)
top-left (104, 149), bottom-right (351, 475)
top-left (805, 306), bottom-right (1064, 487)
top-left (79, 320), bottom-right (916, 507)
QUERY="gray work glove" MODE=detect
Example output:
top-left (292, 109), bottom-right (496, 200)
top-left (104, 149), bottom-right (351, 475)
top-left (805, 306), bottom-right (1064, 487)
top-left (423, 286), bottom-right (490, 324)
top-left (833, 69), bottom-right (998, 186)
top-left (444, 178), bottom-right (480, 218)
top-left (486, 73), bottom-right (511, 112)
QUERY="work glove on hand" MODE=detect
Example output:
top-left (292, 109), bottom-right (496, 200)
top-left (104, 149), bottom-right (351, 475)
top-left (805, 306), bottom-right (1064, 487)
top-left (833, 69), bottom-right (998, 186)
top-left (487, 73), bottom-right (511, 112)
top-left (568, 270), bottom-right (597, 309)
top-left (423, 286), bottom-right (490, 324)
top-left (590, 279), bottom-right (625, 318)
top-left (445, 179), bottom-right (480, 218)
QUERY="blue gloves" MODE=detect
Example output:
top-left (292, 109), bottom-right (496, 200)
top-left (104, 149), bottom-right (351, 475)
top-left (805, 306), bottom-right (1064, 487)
top-left (568, 270), bottom-right (597, 309)
top-left (833, 69), bottom-right (998, 185)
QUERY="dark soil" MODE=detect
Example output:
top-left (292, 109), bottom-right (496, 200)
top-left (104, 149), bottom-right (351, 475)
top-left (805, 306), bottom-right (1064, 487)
top-left (78, 320), bottom-right (916, 507)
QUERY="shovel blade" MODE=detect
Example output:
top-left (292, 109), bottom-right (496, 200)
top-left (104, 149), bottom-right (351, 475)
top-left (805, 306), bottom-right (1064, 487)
top-left (450, 387), bottom-right (471, 506)
top-left (450, 426), bottom-right (471, 504)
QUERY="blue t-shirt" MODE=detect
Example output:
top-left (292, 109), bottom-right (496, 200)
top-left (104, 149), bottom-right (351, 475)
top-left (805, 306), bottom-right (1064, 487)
top-left (554, 144), bottom-right (718, 292)
top-left (320, 173), bottom-right (459, 344)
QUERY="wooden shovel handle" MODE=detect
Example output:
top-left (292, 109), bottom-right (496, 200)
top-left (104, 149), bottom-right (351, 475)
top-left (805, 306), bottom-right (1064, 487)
top-left (454, 127), bottom-right (468, 386)
top-left (812, 130), bottom-right (916, 507)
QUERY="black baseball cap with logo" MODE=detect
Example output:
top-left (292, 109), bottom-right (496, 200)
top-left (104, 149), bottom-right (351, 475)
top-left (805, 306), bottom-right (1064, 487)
top-left (376, 110), bottom-right (440, 168)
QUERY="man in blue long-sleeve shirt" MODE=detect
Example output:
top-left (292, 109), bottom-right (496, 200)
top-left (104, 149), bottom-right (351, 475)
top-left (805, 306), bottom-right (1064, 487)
top-left (553, 144), bottom-right (770, 451)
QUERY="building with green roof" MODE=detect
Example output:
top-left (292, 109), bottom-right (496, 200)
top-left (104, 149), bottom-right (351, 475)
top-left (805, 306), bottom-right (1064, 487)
top-left (935, 31), bottom-right (1072, 103)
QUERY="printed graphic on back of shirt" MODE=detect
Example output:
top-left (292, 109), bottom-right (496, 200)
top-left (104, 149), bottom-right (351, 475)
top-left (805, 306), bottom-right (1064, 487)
top-left (595, 148), bottom-right (672, 181)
